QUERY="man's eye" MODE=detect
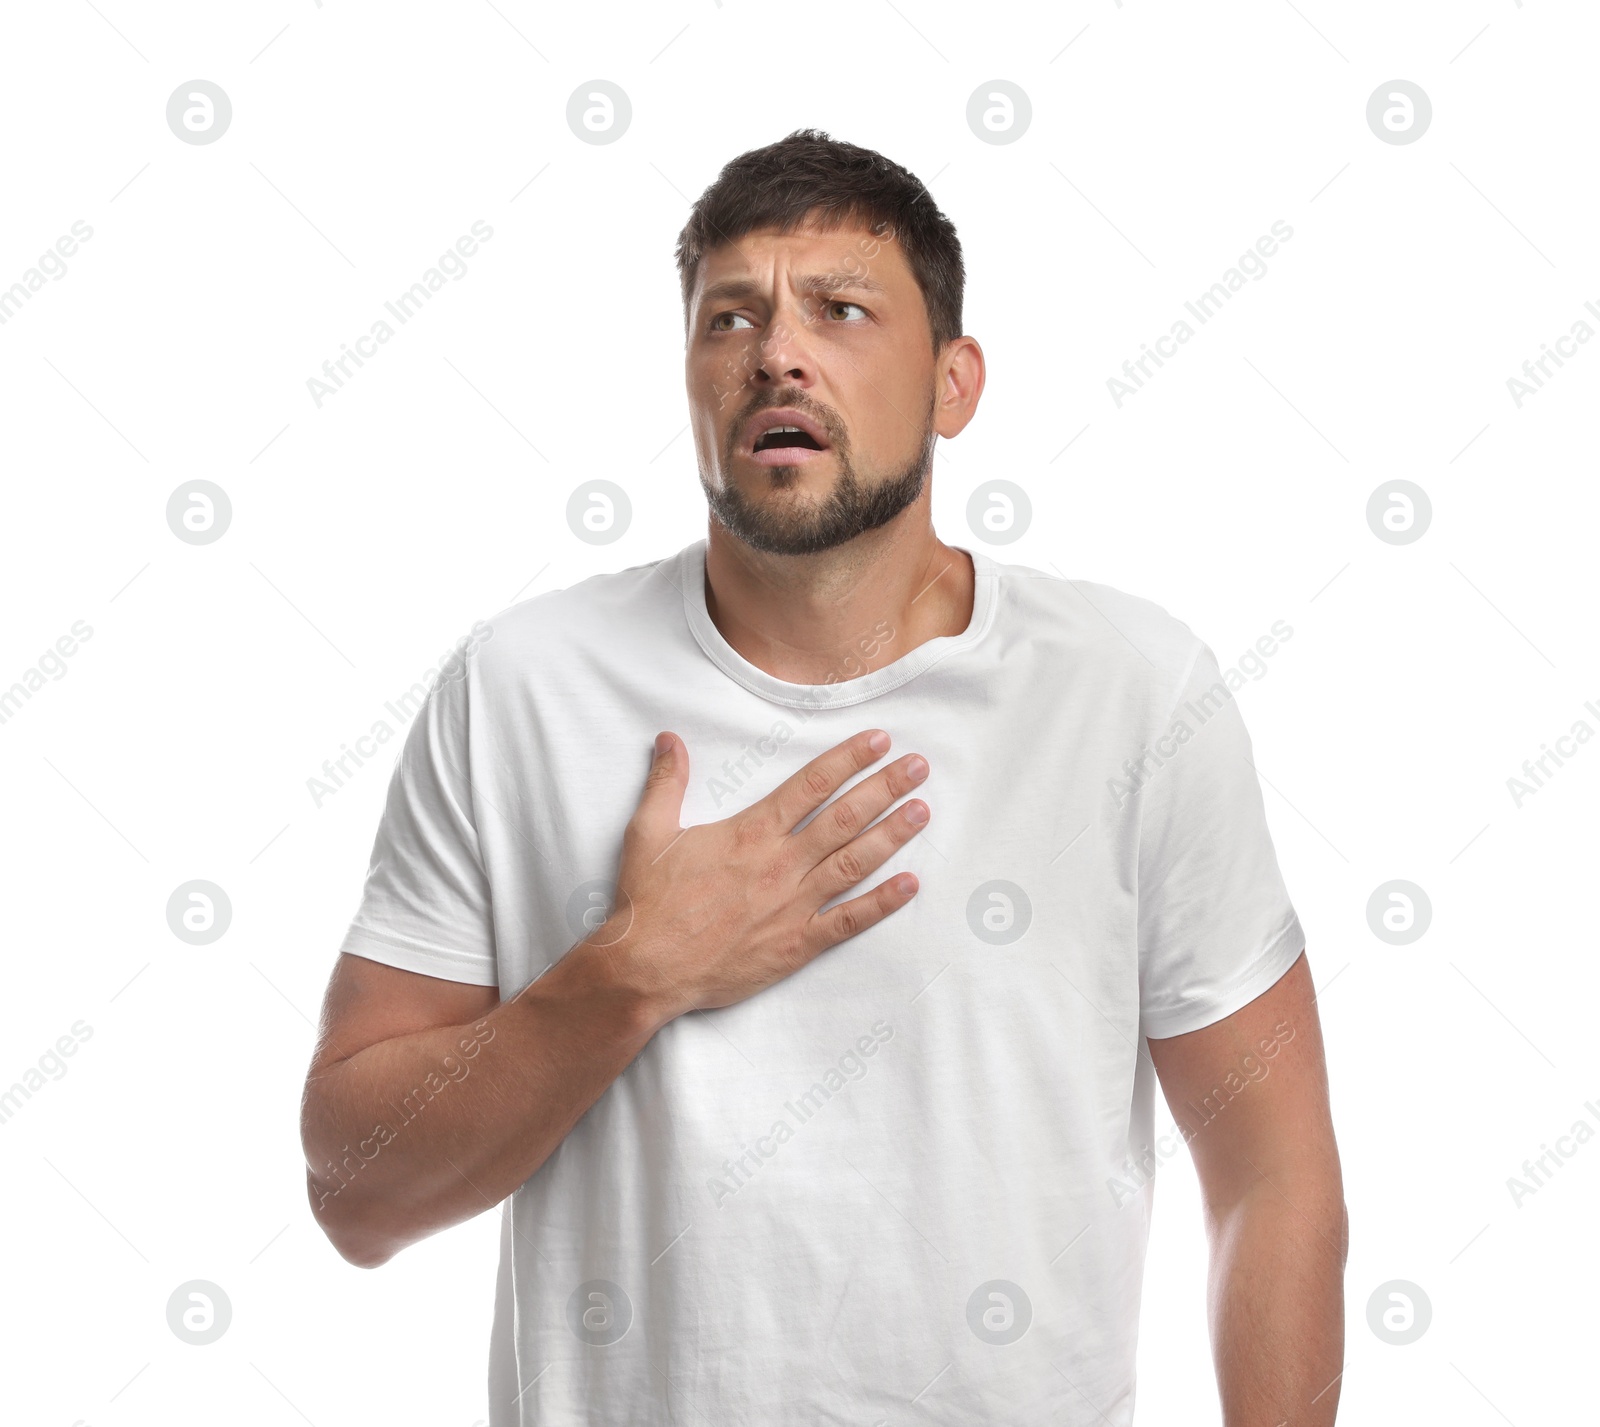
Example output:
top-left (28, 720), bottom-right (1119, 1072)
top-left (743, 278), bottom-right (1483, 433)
top-left (711, 302), bottom-right (862, 330)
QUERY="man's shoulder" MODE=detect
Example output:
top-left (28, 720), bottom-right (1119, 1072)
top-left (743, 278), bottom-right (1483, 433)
top-left (474, 547), bottom-right (689, 665)
top-left (980, 550), bottom-right (1206, 696)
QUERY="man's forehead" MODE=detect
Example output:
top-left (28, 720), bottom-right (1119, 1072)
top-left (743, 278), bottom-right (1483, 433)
top-left (693, 220), bottom-right (909, 295)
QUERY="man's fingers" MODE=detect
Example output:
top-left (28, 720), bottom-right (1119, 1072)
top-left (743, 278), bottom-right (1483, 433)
top-left (762, 729), bottom-right (891, 835)
top-left (792, 752), bottom-right (929, 865)
top-left (804, 872), bottom-right (920, 955)
top-left (802, 797), bottom-right (929, 901)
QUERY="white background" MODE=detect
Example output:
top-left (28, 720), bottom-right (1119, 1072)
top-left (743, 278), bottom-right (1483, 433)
top-left (2, 1), bottom-right (1596, 1423)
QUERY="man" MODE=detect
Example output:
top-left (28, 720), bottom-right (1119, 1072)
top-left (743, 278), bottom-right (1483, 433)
top-left (301, 130), bottom-right (1346, 1425)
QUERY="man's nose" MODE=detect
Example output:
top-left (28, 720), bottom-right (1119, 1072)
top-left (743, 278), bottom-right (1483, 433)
top-left (753, 302), bottom-right (818, 386)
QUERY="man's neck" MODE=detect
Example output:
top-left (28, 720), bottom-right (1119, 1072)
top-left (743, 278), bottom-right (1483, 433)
top-left (701, 517), bottom-right (976, 686)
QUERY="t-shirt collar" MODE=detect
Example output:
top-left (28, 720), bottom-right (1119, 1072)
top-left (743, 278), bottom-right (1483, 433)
top-left (677, 536), bottom-right (998, 709)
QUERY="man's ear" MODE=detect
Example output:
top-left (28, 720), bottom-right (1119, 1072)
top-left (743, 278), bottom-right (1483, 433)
top-left (934, 336), bottom-right (985, 439)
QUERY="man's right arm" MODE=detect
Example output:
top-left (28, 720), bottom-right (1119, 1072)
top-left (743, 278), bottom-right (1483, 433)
top-left (300, 942), bottom-right (667, 1269)
top-left (301, 726), bottom-right (932, 1268)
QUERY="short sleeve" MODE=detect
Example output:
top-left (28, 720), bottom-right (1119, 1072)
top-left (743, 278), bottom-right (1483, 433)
top-left (1137, 642), bottom-right (1304, 1039)
top-left (337, 668), bottom-right (498, 987)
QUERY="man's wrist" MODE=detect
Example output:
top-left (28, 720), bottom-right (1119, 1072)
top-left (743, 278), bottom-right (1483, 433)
top-left (557, 924), bottom-right (687, 1040)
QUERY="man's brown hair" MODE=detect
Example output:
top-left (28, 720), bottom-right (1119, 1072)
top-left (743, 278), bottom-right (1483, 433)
top-left (674, 129), bottom-right (965, 352)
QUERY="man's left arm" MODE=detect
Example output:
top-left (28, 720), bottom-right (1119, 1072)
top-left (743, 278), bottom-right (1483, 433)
top-left (1146, 949), bottom-right (1347, 1427)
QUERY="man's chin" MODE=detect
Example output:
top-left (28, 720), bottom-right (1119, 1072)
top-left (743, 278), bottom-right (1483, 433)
top-left (700, 438), bottom-right (930, 557)
top-left (705, 493), bottom-right (917, 559)
top-left (713, 467), bottom-right (838, 518)
top-left (718, 455), bottom-right (840, 498)
top-left (707, 500), bottom-right (848, 556)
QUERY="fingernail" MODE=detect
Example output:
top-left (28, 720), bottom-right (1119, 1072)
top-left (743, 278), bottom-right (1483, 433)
top-left (906, 756), bottom-right (928, 781)
top-left (868, 730), bottom-right (890, 754)
top-left (904, 800), bottom-right (929, 825)
top-left (655, 732), bottom-right (671, 756)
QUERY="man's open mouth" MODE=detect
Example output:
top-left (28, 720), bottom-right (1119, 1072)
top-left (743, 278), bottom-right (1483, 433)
top-left (741, 407), bottom-right (833, 459)
top-left (753, 425), bottom-right (825, 453)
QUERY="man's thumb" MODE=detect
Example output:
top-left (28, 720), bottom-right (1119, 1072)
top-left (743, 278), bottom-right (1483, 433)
top-left (634, 730), bottom-right (688, 834)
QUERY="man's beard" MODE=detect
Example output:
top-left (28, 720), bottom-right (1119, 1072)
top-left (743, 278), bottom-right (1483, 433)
top-left (700, 399), bottom-right (936, 557)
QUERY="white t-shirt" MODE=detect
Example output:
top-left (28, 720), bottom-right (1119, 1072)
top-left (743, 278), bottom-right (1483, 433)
top-left (338, 536), bottom-right (1304, 1426)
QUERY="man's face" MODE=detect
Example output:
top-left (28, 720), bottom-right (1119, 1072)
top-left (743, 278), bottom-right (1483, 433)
top-left (685, 219), bottom-right (940, 556)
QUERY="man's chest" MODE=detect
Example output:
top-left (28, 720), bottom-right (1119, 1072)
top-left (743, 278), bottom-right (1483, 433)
top-left (478, 689), bottom-right (1145, 1035)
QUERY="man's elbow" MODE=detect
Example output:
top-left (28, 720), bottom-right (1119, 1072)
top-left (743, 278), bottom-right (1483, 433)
top-left (337, 1239), bottom-right (396, 1270)
top-left (329, 1224), bottom-right (398, 1270)
top-left (306, 1172), bottom-right (403, 1269)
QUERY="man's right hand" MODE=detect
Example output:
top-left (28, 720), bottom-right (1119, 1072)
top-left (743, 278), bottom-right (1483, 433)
top-left (589, 728), bottom-right (930, 1025)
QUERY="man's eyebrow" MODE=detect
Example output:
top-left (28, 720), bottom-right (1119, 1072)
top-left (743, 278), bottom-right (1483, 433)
top-left (697, 271), bottom-right (888, 307)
